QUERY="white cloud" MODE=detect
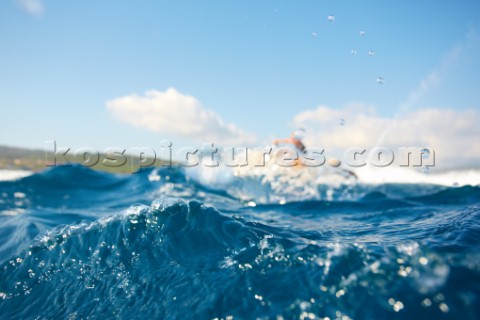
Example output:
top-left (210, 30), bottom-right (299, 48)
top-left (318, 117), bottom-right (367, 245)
top-left (293, 105), bottom-right (480, 168)
top-left (17, 0), bottom-right (44, 17)
top-left (294, 35), bottom-right (480, 170)
top-left (106, 87), bottom-right (256, 145)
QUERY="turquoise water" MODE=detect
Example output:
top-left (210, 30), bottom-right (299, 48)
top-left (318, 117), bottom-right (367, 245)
top-left (0, 165), bottom-right (479, 319)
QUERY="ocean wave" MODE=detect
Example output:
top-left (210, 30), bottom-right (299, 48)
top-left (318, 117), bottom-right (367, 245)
top-left (0, 197), bottom-right (479, 319)
top-left (0, 166), bottom-right (479, 318)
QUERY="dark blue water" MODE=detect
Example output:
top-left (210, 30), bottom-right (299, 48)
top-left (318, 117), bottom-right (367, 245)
top-left (0, 165), bottom-right (479, 319)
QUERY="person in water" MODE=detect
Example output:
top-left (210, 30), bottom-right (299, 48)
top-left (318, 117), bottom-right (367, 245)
top-left (273, 129), bottom-right (306, 152)
top-left (272, 129), bottom-right (358, 179)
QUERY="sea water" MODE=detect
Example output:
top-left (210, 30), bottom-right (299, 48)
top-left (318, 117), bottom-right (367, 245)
top-left (0, 164), bottom-right (479, 319)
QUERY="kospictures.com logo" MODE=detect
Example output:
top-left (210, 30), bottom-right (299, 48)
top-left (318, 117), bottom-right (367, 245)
top-left (45, 141), bottom-right (435, 174)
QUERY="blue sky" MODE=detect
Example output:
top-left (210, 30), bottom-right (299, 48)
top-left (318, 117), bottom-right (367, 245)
top-left (1, 0), bottom-right (480, 158)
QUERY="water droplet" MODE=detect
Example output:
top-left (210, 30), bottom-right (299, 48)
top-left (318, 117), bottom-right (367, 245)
top-left (351, 49), bottom-right (357, 55)
top-left (359, 31), bottom-right (366, 36)
top-left (422, 166), bottom-right (430, 174)
top-left (368, 50), bottom-right (375, 56)
top-left (312, 32), bottom-right (318, 38)
top-left (421, 148), bottom-right (430, 158)
top-left (439, 303), bottom-right (449, 313)
top-left (434, 293), bottom-right (445, 302)
top-left (14, 192), bottom-right (26, 199)
top-left (339, 118), bottom-right (345, 125)
top-left (453, 182), bottom-right (459, 187)
top-left (393, 301), bottom-right (404, 312)
top-left (421, 298), bottom-right (432, 307)
top-left (376, 77), bottom-right (385, 84)
top-left (327, 15), bottom-right (335, 22)
top-left (398, 269), bottom-right (408, 277)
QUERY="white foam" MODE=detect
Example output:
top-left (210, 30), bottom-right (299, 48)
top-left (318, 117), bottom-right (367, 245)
top-left (354, 166), bottom-right (480, 186)
top-left (187, 159), bottom-right (480, 190)
top-left (0, 170), bottom-right (33, 181)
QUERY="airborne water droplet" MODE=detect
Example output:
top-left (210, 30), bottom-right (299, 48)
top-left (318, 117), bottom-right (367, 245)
top-left (359, 31), bottom-right (366, 36)
top-left (421, 148), bottom-right (430, 159)
top-left (312, 32), bottom-right (318, 38)
top-left (368, 50), bottom-right (375, 56)
top-left (327, 15), bottom-right (335, 22)
top-left (376, 77), bottom-right (385, 84)
top-left (339, 118), bottom-right (345, 126)
top-left (351, 49), bottom-right (357, 55)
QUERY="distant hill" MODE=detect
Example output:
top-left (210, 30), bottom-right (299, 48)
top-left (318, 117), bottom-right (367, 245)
top-left (0, 145), bottom-right (170, 173)
top-left (0, 145), bottom-right (46, 171)
top-left (0, 145), bottom-right (45, 158)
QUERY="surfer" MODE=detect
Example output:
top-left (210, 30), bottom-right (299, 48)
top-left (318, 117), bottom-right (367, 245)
top-left (272, 129), bottom-right (307, 168)
top-left (272, 129), bottom-right (358, 179)
top-left (273, 129), bottom-right (306, 152)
